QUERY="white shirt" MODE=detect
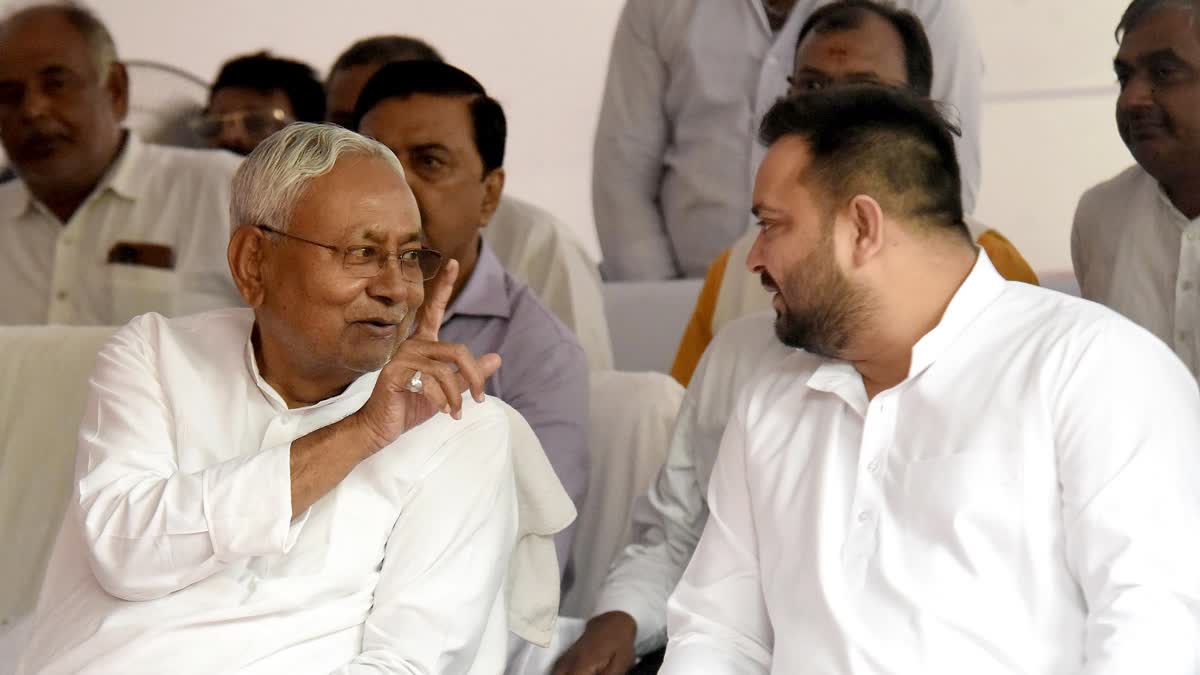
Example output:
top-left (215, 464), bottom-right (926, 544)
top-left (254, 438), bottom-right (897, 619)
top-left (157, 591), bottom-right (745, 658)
top-left (18, 309), bottom-right (519, 675)
top-left (485, 194), bottom-right (614, 370)
top-left (591, 311), bottom-right (792, 654)
top-left (1072, 164), bottom-right (1200, 380)
top-left (0, 134), bottom-right (244, 326)
top-left (662, 253), bottom-right (1200, 674)
top-left (593, 0), bottom-right (983, 280)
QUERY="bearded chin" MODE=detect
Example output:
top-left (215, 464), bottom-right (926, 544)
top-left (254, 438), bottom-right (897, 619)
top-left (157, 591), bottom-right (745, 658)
top-left (773, 278), bottom-right (866, 360)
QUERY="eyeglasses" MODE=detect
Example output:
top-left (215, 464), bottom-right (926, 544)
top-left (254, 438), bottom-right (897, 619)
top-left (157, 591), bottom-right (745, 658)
top-left (190, 108), bottom-right (293, 141)
top-left (255, 225), bottom-right (443, 282)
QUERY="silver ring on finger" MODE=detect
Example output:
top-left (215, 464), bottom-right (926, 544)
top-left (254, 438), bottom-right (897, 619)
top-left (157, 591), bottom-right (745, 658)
top-left (406, 370), bottom-right (423, 394)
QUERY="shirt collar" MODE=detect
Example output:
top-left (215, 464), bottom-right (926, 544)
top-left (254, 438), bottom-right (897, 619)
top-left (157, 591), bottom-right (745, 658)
top-left (444, 241), bottom-right (512, 321)
top-left (1, 130), bottom-right (145, 221)
top-left (242, 324), bottom-right (379, 414)
top-left (806, 250), bottom-right (1006, 405)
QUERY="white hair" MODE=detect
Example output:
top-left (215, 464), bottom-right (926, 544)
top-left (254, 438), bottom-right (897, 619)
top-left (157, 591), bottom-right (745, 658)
top-left (229, 122), bottom-right (406, 236)
top-left (3, 1), bottom-right (117, 81)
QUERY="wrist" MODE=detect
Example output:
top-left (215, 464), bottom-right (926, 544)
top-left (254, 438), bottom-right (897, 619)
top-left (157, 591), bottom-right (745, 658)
top-left (344, 410), bottom-right (390, 459)
top-left (589, 611), bottom-right (638, 640)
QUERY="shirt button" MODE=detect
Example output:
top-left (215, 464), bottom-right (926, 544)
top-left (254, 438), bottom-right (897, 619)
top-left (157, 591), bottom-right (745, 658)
top-left (857, 511), bottom-right (871, 523)
top-left (868, 459), bottom-right (881, 473)
top-left (55, 290), bottom-right (68, 301)
top-left (1180, 331), bottom-right (1192, 342)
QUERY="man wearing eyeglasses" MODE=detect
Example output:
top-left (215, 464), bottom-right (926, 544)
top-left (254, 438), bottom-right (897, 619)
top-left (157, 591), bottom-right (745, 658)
top-left (198, 51), bottom-right (325, 155)
top-left (18, 122), bottom-right (555, 674)
top-left (353, 60), bottom-right (590, 581)
top-left (668, 0), bottom-right (1040, 388)
top-left (0, 4), bottom-right (244, 326)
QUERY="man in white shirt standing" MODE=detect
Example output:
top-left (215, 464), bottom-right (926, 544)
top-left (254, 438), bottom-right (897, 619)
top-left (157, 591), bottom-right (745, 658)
top-left (18, 123), bottom-right (535, 674)
top-left (661, 86), bottom-right (1200, 674)
top-left (0, 3), bottom-right (243, 326)
top-left (592, 0), bottom-right (983, 280)
top-left (1072, 0), bottom-right (1200, 380)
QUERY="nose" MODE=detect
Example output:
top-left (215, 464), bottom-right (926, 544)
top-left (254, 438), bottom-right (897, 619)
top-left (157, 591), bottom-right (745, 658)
top-left (19, 85), bottom-right (52, 121)
top-left (1118, 73), bottom-right (1154, 112)
top-left (216, 117), bottom-right (250, 152)
top-left (745, 229), bottom-right (768, 274)
top-left (365, 256), bottom-right (420, 308)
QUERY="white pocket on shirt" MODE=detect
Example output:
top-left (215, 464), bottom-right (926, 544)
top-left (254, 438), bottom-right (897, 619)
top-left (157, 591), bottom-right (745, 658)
top-left (108, 263), bottom-right (178, 324)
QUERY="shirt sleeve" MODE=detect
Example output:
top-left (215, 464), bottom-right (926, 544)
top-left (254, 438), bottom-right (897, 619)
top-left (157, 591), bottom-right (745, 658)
top-left (592, 354), bottom-right (718, 654)
top-left (670, 249), bottom-right (730, 386)
top-left (332, 411), bottom-right (518, 674)
top-left (921, 0), bottom-right (984, 215)
top-left (502, 328), bottom-right (590, 576)
top-left (74, 318), bottom-right (305, 602)
top-left (659, 395), bottom-right (771, 675)
top-left (1053, 319), bottom-right (1200, 674)
top-left (593, 0), bottom-right (679, 280)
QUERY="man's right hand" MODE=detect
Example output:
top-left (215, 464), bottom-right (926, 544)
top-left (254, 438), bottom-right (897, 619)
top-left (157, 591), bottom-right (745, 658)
top-left (553, 611), bottom-right (638, 675)
top-left (353, 259), bottom-right (501, 452)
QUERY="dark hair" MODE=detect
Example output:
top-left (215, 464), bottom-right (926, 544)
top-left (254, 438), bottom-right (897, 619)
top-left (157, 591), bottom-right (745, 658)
top-left (329, 36), bottom-right (444, 76)
top-left (352, 60), bottom-right (506, 173)
top-left (211, 51), bottom-right (325, 122)
top-left (1116, 0), bottom-right (1200, 41)
top-left (796, 0), bottom-right (933, 97)
top-left (759, 85), bottom-right (966, 238)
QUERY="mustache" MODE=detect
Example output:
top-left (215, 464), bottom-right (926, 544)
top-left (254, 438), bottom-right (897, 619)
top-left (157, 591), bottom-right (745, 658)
top-left (1120, 108), bottom-right (1170, 130)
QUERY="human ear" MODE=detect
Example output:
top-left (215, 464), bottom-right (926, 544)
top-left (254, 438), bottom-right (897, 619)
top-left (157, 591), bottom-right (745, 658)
top-left (479, 167), bottom-right (505, 227)
top-left (227, 225), bottom-right (268, 307)
top-left (846, 194), bottom-right (885, 268)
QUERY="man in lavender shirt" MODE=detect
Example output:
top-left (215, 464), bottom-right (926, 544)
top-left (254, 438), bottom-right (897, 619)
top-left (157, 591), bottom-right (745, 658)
top-left (353, 60), bottom-right (589, 578)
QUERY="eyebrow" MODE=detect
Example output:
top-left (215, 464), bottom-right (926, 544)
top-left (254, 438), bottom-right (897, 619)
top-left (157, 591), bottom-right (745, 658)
top-left (1116, 47), bottom-right (1188, 69)
top-left (356, 228), bottom-right (422, 246)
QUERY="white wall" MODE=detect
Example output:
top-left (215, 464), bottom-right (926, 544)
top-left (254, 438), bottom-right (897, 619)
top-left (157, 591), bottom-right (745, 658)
top-left (973, 0), bottom-right (1133, 273)
top-left (84, 0), bottom-right (624, 261)
top-left (65, 1), bottom-right (1136, 273)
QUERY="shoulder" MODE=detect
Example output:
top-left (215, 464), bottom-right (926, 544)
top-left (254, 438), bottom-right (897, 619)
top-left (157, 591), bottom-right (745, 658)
top-left (1075, 165), bottom-right (1150, 223)
top-left (118, 307), bottom-right (252, 359)
top-left (137, 143), bottom-right (242, 190)
top-left (504, 270), bottom-right (586, 354)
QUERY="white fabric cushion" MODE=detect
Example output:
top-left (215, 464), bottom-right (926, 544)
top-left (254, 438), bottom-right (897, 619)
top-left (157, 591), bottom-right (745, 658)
top-left (0, 327), bottom-right (114, 631)
top-left (560, 371), bottom-right (684, 618)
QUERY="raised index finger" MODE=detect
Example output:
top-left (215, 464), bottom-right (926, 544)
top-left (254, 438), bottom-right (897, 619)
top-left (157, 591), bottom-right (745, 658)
top-left (414, 258), bottom-right (458, 342)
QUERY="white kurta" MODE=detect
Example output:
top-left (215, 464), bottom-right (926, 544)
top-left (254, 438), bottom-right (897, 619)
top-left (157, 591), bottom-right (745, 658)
top-left (0, 135), bottom-right (244, 326)
top-left (593, 0), bottom-right (984, 279)
top-left (662, 254), bottom-right (1200, 674)
top-left (1072, 164), bottom-right (1200, 380)
top-left (18, 309), bottom-right (519, 675)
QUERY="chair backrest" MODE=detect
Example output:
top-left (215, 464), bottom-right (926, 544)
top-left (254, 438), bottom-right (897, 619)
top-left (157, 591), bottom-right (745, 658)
top-left (0, 326), bottom-right (114, 626)
top-left (603, 280), bottom-right (702, 374)
top-left (560, 370), bottom-right (684, 618)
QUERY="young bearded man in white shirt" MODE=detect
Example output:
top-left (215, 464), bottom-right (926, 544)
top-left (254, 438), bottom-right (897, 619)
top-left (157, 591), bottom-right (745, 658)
top-left (659, 86), bottom-right (1200, 674)
top-left (17, 123), bottom-right (548, 674)
top-left (1072, 0), bottom-right (1200, 380)
top-left (0, 4), bottom-right (243, 326)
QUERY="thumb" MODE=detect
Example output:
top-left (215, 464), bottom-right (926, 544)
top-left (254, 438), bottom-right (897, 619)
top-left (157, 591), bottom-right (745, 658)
top-left (478, 352), bottom-right (502, 379)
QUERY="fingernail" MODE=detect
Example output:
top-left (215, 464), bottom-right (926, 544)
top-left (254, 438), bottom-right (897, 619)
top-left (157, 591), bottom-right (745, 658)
top-left (442, 405), bottom-right (450, 415)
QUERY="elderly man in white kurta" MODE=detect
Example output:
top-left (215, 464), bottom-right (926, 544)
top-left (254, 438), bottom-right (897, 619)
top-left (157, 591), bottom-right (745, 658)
top-left (661, 87), bottom-right (1200, 674)
top-left (17, 124), bottom-right (557, 674)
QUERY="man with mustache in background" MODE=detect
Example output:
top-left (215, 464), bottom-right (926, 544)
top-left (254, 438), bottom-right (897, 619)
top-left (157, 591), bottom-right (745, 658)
top-left (1072, 0), bottom-right (1200, 380)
